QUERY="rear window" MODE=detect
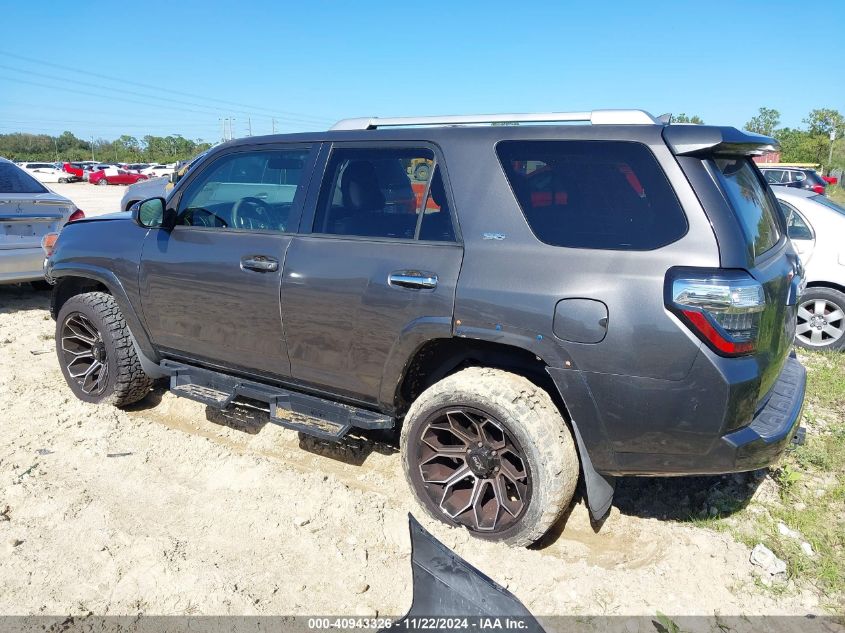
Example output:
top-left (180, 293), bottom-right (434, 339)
top-left (803, 170), bottom-right (826, 186)
top-left (496, 140), bottom-right (687, 250)
top-left (0, 163), bottom-right (48, 194)
top-left (713, 158), bottom-right (781, 258)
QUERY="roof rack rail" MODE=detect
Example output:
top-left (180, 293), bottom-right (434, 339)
top-left (330, 109), bottom-right (659, 131)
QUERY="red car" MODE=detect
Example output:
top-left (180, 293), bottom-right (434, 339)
top-left (61, 162), bottom-right (85, 182)
top-left (89, 169), bottom-right (149, 186)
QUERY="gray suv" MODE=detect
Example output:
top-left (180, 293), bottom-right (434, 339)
top-left (45, 110), bottom-right (806, 546)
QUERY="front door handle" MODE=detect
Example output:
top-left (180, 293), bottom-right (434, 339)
top-left (388, 270), bottom-right (438, 290)
top-left (241, 255), bottom-right (279, 272)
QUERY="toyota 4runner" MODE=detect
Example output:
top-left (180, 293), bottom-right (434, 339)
top-left (44, 110), bottom-right (807, 546)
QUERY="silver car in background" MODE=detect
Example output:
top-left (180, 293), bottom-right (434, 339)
top-left (0, 158), bottom-right (81, 284)
top-left (775, 187), bottom-right (845, 350)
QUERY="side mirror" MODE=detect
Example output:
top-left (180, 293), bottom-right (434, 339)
top-left (133, 197), bottom-right (173, 229)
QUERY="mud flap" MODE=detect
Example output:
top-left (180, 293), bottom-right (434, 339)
top-left (388, 515), bottom-right (544, 632)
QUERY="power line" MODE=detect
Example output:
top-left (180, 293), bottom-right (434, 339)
top-left (0, 50), bottom-right (333, 124)
top-left (0, 65), bottom-right (329, 126)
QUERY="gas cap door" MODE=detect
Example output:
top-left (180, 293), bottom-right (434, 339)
top-left (553, 298), bottom-right (609, 344)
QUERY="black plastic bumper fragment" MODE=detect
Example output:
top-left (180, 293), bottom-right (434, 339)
top-left (388, 515), bottom-right (544, 632)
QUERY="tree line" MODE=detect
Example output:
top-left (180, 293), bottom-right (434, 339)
top-left (0, 131), bottom-right (213, 164)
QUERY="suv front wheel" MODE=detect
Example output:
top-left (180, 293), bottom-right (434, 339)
top-left (400, 367), bottom-right (579, 546)
top-left (56, 292), bottom-right (153, 406)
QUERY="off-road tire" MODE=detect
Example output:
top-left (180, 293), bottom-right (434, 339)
top-left (56, 292), bottom-right (152, 406)
top-left (795, 286), bottom-right (845, 351)
top-left (400, 366), bottom-right (579, 546)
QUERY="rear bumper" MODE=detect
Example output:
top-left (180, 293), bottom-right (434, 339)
top-left (720, 354), bottom-right (806, 471)
top-left (0, 247), bottom-right (47, 283)
top-left (610, 354), bottom-right (806, 475)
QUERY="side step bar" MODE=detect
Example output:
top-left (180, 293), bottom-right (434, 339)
top-left (161, 360), bottom-right (394, 441)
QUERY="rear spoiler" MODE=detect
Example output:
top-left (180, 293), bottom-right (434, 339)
top-left (662, 125), bottom-right (779, 157)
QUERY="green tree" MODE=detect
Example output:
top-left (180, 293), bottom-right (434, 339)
top-left (744, 107), bottom-right (780, 136)
top-left (672, 113), bottom-right (705, 124)
top-left (803, 108), bottom-right (845, 137)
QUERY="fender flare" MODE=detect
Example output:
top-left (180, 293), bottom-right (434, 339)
top-left (51, 263), bottom-right (167, 378)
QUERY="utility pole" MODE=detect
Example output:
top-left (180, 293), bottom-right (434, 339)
top-left (829, 129), bottom-right (836, 171)
top-left (247, 117), bottom-right (252, 137)
top-left (220, 118), bottom-right (225, 142)
top-left (53, 137), bottom-right (59, 163)
top-left (272, 117), bottom-right (276, 134)
top-left (91, 135), bottom-right (95, 161)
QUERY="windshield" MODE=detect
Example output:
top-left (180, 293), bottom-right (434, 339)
top-left (810, 194), bottom-right (845, 217)
top-left (0, 163), bottom-right (49, 194)
top-left (713, 158), bottom-right (782, 259)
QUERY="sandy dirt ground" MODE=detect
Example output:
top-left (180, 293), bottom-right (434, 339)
top-left (50, 181), bottom-right (149, 218)
top-left (0, 283), bottom-right (827, 622)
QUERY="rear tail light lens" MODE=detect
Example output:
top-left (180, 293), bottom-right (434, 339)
top-left (666, 268), bottom-right (766, 357)
top-left (41, 232), bottom-right (59, 256)
top-left (811, 184), bottom-right (825, 195)
top-left (68, 209), bottom-right (85, 222)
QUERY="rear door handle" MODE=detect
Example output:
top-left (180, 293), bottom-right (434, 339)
top-left (241, 255), bottom-right (279, 272)
top-left (388, 270), bottom-right (438, 290)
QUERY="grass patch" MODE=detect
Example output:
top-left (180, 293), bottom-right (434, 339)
top-left (828, 185), bottom-right (845, 206)
top-left (715, 350), bottom-right (845, 608)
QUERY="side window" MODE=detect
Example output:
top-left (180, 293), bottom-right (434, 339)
top-left (792, 171), bottom-right (806, 183)
top-left (313, 147), bottom-right (455, 241)
top-left (764, 170), bottom-right (783, 184)
top-left (780, 202), bottom-right (813, 240)
top-left (177, 148), bottom-right (311, 232)
top-left (496, 140), bottom-right (688, 250)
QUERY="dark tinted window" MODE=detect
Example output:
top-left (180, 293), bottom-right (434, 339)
top-left (0, 163), bottom-right (48, 194)
top-left (314, 147), bottom-right (455, 241)
top-left (178, 148), bottom-right (311, 231)
top-left (802, 170), bottom-right (826, 186)
top-left (713, 158), bottom-right (781, 258)
top-left (496, 140), bottom-right (687, 250)
top-left (779, 201), bottom-right (814, 240)
top-left (762, 169), bottom-right (785, 184)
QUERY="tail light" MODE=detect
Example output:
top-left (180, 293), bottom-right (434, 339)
top-left (68, 209), bottom-right (85, 222)
top-left (41, 232), bottom-right (59, 256)
top-left (666, 268), bottom-right (766, 357)
top-left (811, 184), bottom-right (825, 195)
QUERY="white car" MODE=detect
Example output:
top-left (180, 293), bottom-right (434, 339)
top-left (21, 162), bottom-right (65, 183)
top-left (140, 164), bottom-right (173, 178)
top-left (774, 187), bottom-right (845, 350)
top-left (0, 158), bottom-right (83, 284)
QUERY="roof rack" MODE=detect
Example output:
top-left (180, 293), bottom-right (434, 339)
top-left (330, 109), bottom-right (660, 131)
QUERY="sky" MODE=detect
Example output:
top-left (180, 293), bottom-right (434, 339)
top-left (1, 0), bottom-right (843, 143)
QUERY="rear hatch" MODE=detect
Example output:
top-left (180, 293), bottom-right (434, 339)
top-left (709, 157), bottom-right (798, 400)
top-left (662, 125), bottom-right (799, 405)
top-left (0, 164), bottom-right (73, 250)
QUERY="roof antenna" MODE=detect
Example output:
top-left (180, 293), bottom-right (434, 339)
top-left (657, 113), bottom-right (672, 125)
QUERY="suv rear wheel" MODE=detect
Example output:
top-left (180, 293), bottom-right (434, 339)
top-left (795, 287), bottom-right (845, 350)
top-left (56, 292), bottom-right (153, 406)
top-left (400, 367), bottom-right (579, 546)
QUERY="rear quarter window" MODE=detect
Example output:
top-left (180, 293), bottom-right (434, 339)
top-left (496, 140), bottom-right (687, 250)
top-left (0, 163), bottom-right (48, 194)
top-left (712, 158), bottom-right (782, 259)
